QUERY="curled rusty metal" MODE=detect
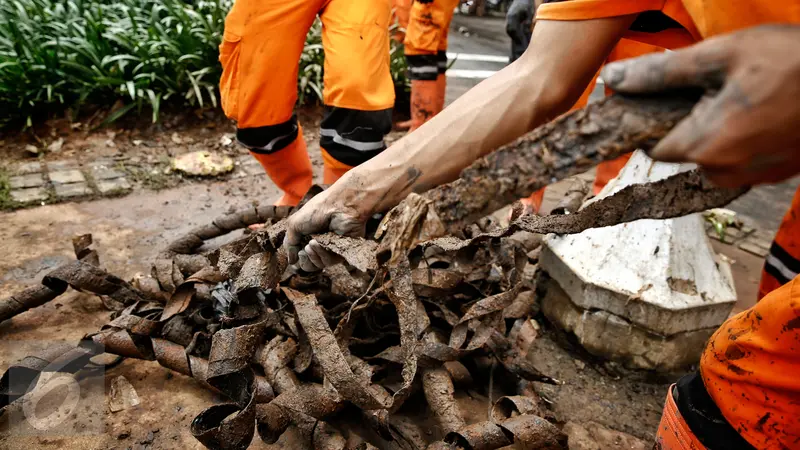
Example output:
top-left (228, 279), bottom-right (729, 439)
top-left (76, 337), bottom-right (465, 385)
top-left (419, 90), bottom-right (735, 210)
top-left (441, 414), bottom-right (566, 450)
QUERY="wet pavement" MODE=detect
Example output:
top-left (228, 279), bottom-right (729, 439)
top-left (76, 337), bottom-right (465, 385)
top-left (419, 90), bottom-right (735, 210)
top-left (445, 14), bottom-right (512, 105)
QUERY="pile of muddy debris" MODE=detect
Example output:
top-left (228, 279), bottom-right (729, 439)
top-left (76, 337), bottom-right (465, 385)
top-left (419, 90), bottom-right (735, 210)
top-left (0, 204), bottom-right (567, 450)
top-left (0, 96), bottom-right (747, 449)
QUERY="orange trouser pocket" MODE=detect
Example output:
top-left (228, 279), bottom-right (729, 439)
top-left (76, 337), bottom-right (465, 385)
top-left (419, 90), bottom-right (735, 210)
top-left (219, 0), bottom-right (320, 128)
top-left (218, 32), bottom-right (242, 121)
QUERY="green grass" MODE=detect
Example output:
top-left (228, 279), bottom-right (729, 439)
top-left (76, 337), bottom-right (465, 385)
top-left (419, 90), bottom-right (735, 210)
top-left (0, 0), bottom-right (408, 128)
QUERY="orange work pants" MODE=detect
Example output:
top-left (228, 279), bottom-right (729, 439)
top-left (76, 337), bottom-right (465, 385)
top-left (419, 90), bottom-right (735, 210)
top-left (219, 0), bottom-right (396, 203)
top-left (759, 186), bottom-right (800, 300)
top-left (404, 0), bottom-right (460, 81)
top-left (393, 0), bottom-right (413, 41)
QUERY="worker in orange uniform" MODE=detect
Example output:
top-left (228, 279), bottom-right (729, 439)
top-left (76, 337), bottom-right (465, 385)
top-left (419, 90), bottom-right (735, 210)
top-left (218, 0), bottom-right (395, 206)
top-left (284, 3), bottom-right (800, 446)
top-left (398, 0), bottom-right (461, 131)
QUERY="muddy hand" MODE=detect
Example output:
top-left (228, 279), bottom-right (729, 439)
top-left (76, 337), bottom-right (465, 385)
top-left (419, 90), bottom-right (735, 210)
top-left (285, 182), bottom-right (370, 272)
top-left (602, 25), bottom-right (800, 188)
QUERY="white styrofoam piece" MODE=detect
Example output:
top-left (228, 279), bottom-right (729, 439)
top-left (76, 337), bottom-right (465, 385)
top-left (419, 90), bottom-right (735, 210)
top-left (542, 151), bottom-right (737, 336)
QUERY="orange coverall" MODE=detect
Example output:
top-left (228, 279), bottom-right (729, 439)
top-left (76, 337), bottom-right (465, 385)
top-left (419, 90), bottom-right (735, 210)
top-left (538, 1), bottom-right (800, 448)
top-left (219, 0), bottom-right (395, 206)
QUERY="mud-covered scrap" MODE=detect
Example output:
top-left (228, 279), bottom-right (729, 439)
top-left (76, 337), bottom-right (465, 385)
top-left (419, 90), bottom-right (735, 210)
top-left (0, 180), bottom-right (739, 449)
top-left (425, 94), bottom-right (702, 233)
top-left (376, 95), bottom-right (747, 258)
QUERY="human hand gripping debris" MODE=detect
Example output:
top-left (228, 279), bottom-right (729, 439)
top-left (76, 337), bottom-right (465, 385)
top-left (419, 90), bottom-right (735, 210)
top-left (285, 177), bottom-right (372, 272)
top-left (602, 25), bottom-right (800, 188)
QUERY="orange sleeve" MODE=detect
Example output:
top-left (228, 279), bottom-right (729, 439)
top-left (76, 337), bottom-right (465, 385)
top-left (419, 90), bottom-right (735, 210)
top-left (535, 0), bottom-right (700, 48)
top-left (536, 0), bottom-right (665, 21)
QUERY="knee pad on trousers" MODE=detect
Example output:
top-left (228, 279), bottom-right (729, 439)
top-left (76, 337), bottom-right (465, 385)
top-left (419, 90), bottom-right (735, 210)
top-left (236, 114), bottom-right (299, 154)
top-left (320, 106), bottom-right (392, 167)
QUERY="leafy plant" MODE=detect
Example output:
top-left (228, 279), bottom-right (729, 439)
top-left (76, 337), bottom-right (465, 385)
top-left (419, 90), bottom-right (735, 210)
top-left (0, 0), bottom-right (408, 128)
top-left (703, 208), bottom-right (741, 242)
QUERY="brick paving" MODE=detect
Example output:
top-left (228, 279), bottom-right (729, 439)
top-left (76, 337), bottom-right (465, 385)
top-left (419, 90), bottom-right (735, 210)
top-left (706, 223), bottom-right (776, 258)
top-left (5, 155), bottom-right (263, 208)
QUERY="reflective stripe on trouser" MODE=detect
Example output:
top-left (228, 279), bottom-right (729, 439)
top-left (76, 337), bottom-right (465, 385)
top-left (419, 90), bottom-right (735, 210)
top-left (759, 185), bottom-right (800, 299)
top-left (407, 51), bottom-right (448, 81)
top-left (247, 122), bottom-right (313, 206)
top-left (654, 386), bottom-right (706, 450)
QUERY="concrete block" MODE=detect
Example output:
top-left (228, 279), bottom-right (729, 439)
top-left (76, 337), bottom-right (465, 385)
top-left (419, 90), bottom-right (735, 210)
top-left (14, 161), bottom-right (43, 175)
top-left (541, 278), bottom-right (715, 370)
top-left (50, 169), bottom-right (85, 185)
top-left (54, 182), bottom-right (91, 198)
top-left (92, 166), bottom-right (125, 180)
top-left (9, 174), bottom-right (46, 189)
top-left (542, 152), bottom-right (736, 336)
top-left (10, 187), bottom-right (48, 204)
top-left (96, 178), bottom-right (132, 194)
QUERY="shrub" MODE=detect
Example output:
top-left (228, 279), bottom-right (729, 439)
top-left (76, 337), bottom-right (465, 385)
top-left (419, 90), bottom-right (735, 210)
top-left (0, 0), bottom-right (408, 127)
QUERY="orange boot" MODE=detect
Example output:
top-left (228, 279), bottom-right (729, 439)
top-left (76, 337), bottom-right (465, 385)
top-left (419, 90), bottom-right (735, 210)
top-left (409, 79), bottom-right (439, 132)
top-left (321, 149), bottom-right (354, 185)
top-left (435, 73), bottom-right (447, 115)
top-left (250, 132), bottom-right (313, 206)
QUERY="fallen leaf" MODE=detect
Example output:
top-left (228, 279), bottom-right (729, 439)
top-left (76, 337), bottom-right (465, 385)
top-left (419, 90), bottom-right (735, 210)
top-left (109, 376), bottom-right (140, 412)
top-left (47, 138), bottom-right (64, 153)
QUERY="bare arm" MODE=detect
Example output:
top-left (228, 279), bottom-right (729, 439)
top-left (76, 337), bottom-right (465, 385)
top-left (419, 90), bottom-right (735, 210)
top-left (358, 15), bottom-right (637, 212)
top-left (286, 15), bottom-right (637, 269)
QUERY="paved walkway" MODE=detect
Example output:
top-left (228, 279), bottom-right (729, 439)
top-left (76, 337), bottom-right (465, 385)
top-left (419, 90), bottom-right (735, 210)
top-left (6, 154), bottom-right (266, 207)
